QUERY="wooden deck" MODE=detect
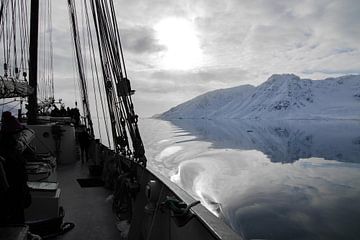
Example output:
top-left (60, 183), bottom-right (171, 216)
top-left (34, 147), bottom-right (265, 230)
top-left (55, 162), bottom-right (121, 240)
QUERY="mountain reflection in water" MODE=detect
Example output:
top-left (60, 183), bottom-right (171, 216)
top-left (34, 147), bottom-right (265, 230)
top-left (140, 119), bottom-right (360, 240)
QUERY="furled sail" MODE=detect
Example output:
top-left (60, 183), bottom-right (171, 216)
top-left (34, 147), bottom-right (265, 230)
top-left (0, 76), bottom-right (33, 99)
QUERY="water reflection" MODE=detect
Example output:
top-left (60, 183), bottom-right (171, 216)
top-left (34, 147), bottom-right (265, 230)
top-left (141, 119), bottom-right (360, 239)
top-left (169, 119), bottom-right (360, 163)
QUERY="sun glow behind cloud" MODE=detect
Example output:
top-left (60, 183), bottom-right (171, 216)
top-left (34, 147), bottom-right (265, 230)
top-left (155, 18), bottom-right (203, 70)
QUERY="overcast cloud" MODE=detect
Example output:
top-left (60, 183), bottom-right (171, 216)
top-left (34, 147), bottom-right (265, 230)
top-left (50, 0), bottom-right (360, 117)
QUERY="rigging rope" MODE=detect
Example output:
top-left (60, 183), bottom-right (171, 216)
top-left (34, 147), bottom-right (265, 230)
top-left (37, 0), bottom-right (53, 102)
top-left (83, 0), bottom-right (109, 145)
top-left (89, 0), bottom-right (128, 152)
top-left (67, 0), bottom-right (93, 134)
top-left (87, 0), bottom-right (146, 164)
top-left (0, 0), bottom-right (31, 100)
top-left (0, 0), bottom-right (149, 163)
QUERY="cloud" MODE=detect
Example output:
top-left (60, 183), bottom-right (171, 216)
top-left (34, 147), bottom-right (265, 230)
top-left (120, 26), bottom-right (166, 54)
top-left (193, 0), bottom-right (360, 76)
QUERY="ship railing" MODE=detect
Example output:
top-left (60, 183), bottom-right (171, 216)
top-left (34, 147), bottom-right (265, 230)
top-left (88, 140), bottom-right (243, 240)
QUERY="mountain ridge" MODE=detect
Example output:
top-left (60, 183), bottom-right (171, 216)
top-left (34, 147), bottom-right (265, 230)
top-left (160, 74), bottom-right (360, 120)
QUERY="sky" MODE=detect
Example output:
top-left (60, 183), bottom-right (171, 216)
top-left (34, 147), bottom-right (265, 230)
top-left (49, 0), bottom-right (360, 117)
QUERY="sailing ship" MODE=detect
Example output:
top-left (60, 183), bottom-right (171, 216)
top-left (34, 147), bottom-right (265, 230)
top-left (0, 1), bottom-right (241, 239)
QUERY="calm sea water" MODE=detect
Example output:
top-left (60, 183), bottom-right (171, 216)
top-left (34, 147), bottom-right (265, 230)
top-left (139, 118), bottom-right (360, 240)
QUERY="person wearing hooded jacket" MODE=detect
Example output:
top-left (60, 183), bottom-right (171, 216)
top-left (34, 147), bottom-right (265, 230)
top-left (0, 111), bottom-right (31, 224)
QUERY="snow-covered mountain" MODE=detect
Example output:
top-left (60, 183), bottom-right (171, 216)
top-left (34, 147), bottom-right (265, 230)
top-left (160, 74), bottom-right (360, 120)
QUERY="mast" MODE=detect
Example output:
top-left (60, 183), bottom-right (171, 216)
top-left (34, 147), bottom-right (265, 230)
top-left (28, 0), bottom-right (39, 124)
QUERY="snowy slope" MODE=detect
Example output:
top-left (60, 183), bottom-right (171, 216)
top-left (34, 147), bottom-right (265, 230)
top-left (160, 74), bottom-right (360, 120)
top-left (160, 85), bottom-right (255, 119)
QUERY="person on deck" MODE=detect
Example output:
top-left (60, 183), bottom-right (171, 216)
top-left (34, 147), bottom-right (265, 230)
top-left (0, 111), bottom-right (31, 224)
top-left (1, 111), bottom-right (25, 133)
top-left (78, 127), bottom-right (90, 163)
top-left (60, 106), bottom-right (67, 117)
top-left (66, 107), bottom-right (71, 117)
top-left (51, 105), bottom-right (60, 117)
top-left (71, 108), bottom-right (80, 126)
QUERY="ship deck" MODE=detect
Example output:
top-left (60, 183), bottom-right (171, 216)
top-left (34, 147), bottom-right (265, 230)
top-left (56, 161), bottom-right (121, 240)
